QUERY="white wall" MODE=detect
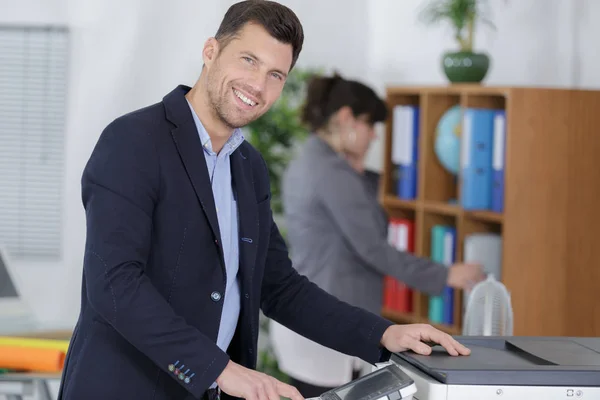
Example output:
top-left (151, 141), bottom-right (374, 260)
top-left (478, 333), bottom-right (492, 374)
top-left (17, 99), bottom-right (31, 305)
top-left (265, 0), bottom-right (370, 79)
top-left (2, 0), bottom-right (600, 330)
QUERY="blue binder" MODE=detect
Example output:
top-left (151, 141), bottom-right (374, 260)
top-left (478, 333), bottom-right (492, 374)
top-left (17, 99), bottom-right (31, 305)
top-left (396, 106), bottom-right (420, 199)
top-left (460, 108), bottom-right (494, 210)
top-left (491, 110), bottom-right (506, 212)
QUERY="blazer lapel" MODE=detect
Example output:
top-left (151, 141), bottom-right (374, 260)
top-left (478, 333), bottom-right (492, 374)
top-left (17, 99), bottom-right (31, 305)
top-left (231, 148), bottom-right (259, 278)
top-left (163, 86), bottom-right (224, 263)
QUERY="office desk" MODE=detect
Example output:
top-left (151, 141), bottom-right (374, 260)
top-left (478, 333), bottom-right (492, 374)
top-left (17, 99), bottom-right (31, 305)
top-left (7, 328), bottom-right (72, 341)
top-left (0, 372), bottom-right (60, 400)
top-left (0, 327), bottom-right (70, 400)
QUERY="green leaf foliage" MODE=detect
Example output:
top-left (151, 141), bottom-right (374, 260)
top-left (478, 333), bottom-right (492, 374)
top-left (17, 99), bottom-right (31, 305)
top-left (419, 0), bottom-right (501, 52)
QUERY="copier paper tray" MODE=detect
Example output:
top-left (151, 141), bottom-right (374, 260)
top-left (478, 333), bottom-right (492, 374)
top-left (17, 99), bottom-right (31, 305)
top-left (392, 336), bottom-right (600, 387)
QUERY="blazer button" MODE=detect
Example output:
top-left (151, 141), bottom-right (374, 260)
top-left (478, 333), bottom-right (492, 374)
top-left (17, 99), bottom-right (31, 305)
top-left (211, 291), bottom-right (222, 302)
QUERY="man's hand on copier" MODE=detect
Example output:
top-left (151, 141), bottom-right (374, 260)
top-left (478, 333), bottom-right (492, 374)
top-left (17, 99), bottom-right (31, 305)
top-left (380, 324), bottom-right (471, 356)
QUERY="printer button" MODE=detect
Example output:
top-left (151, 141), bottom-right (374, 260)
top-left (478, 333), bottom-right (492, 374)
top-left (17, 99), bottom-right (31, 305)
top-left (387, 391), bottom-right (401, 400)
top-left (567, 389), bottom-right (574, 396)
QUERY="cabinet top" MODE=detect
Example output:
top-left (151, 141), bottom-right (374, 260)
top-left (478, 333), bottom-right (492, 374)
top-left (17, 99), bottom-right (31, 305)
top-left (385, 84), bottom-right (597, 97)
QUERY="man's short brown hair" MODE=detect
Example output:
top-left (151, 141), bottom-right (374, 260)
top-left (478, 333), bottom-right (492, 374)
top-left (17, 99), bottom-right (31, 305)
top-left (215, 0), bottom-right (304, 71)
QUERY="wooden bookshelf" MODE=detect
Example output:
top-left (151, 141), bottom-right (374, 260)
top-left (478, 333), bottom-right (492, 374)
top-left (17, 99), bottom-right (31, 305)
top-left (380, 84), bottom-right (600, 337)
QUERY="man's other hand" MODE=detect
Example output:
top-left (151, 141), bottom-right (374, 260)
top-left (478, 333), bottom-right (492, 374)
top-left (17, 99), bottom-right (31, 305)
top-left (380, 324), bottom-right (471, 356)
top-left (216, 360), bottom-right (304, 400)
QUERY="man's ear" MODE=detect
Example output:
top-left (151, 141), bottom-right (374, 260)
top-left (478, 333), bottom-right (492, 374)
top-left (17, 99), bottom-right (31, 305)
top-left (202, 37), bottom-right (219, 67)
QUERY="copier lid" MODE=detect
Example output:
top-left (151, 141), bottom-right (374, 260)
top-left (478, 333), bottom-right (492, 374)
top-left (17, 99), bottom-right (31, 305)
top-left (392, 336), bottom-right (600, 387)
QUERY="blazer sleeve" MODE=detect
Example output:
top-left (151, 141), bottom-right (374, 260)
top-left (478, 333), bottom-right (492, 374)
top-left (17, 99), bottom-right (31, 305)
top-left (260, 211), bottom-right (394, 364)
top-left (81, 118), bottom-right (228, 398)
top-left (318, 164), bottom-right (448, 296)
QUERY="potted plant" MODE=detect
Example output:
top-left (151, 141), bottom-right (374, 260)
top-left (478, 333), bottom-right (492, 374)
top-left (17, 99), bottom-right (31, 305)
top-left (419, 0), bottom-right (500, 83)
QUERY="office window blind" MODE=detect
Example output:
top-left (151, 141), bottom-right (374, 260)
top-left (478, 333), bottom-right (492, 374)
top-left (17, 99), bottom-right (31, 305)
top-left (0, 26), bottom-right (69, 260)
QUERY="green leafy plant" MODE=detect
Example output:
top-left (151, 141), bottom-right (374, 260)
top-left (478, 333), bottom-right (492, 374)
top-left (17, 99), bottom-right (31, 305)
top-left (419, 0), bottom-right (499, 52)
top-left (245, 67), bottom-right (322, 214)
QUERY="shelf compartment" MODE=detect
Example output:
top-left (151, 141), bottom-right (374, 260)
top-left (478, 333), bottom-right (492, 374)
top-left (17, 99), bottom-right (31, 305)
top-left (461, 93), bottom-right (507, 109)
top-left (423, 201), bottom-right (460, 217)
top-left (382, 92), bottom-right (421, 198)
top-left (420, 94), bottom-right (461, 204)
top-left (382, 195), bottom-right (418, 211)
top-left (464, 209), bottom-right (503, 223)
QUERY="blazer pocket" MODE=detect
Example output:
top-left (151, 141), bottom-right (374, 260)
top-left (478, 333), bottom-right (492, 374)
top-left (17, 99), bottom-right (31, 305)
top-left (257, 192), bottom-right (271, 205)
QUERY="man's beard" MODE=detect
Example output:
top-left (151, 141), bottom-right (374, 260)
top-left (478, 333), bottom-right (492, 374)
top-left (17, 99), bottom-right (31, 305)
top-left (208, 81), bottom-right (236, 129)
top-left (207, 75), bottom-right (257, 129)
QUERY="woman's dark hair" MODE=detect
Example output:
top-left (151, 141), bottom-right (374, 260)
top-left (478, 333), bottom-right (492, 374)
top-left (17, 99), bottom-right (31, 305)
top-left (301, 73), bottom-right (388, 132)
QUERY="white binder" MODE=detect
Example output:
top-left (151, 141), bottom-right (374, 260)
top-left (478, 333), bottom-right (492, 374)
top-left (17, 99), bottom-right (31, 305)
top-left (462, 233), bottom-right (503, 309)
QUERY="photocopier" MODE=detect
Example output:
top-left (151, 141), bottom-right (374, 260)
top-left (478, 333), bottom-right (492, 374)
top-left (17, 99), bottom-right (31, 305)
top-left (311, 336), bottom-right (600, 400)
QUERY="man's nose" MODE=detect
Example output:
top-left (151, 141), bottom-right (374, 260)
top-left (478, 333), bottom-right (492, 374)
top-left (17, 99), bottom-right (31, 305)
top-left (246, 71), bottom-right (266, 97)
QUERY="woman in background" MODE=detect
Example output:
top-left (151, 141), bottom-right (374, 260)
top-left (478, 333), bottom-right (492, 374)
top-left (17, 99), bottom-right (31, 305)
top-left (270, 73), bottom-right (485, 397)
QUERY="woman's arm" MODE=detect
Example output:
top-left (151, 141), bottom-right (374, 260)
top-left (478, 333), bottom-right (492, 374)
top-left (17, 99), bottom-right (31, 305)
top-left (318, 163), bottom-right (448, 296)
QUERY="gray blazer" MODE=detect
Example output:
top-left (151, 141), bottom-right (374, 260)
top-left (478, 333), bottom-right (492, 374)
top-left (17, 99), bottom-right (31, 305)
top-left (281, 136), bottom-right (448, 315)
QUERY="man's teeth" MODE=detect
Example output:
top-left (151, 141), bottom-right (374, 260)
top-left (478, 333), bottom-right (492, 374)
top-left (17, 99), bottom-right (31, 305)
top-left (234, 89), bottom-right (256, 106)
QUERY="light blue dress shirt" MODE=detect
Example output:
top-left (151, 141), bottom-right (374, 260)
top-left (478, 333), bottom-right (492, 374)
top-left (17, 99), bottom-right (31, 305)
top-left (186, 100), bottom-right (244, 357)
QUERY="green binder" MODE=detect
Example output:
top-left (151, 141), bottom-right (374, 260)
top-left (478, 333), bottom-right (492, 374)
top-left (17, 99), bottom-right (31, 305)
top-left (428, 225), bottom-right (447, 323)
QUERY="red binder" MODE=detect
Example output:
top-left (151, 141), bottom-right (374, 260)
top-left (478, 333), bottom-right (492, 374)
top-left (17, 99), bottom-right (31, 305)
top-left (383, 218), bottom-right (414, 313)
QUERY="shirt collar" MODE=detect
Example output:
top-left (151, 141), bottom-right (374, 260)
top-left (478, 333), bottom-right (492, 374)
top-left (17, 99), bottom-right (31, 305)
top-left (186, 99), bottom-right (245, 156)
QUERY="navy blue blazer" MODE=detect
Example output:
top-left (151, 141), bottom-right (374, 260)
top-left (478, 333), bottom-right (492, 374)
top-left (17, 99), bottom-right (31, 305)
top-left (57, 85), bottom-right (394, 400)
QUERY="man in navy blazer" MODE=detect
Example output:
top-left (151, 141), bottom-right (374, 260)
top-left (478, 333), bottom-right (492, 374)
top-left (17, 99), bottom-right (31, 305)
top-left (57, 1), bottom-right (470, 399)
